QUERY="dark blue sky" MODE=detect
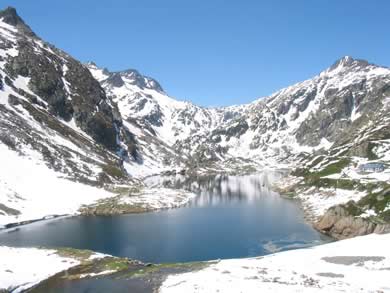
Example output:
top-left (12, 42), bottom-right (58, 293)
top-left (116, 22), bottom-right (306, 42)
top-left (3, 0), bottom-right (390, 106)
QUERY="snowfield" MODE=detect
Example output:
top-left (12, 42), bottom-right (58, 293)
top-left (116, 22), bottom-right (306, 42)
top-left (159, 233), bottom-right (390, 293)
top-left (0, 246), bottom-right (105, 293)
top-left (299, 187), bottom-right (368, 220)
top-left (0, 141), bottom-right (196, 227)
top-left (0, 143), bottom-right (115, 228)
top-left (274, 176), bottom-right (364, 221)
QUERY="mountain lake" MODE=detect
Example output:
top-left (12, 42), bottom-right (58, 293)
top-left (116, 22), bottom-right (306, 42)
top-left (0, 172), bottom-right (330, 263)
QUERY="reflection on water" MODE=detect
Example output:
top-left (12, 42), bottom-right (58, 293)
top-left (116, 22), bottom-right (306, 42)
top-left (145, 172), bottom-right (285, 206)
top-left (0, 172), bottom-right (329, 263)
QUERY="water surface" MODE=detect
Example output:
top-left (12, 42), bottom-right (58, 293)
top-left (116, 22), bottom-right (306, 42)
top-left (0, 172), bottom-right (328, 263)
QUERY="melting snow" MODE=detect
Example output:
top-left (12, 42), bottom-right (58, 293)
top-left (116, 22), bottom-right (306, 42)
top-left (0, 143), bottom-right (115, 227)
top-left (0, 247), bottom-right (80, 292)
top-left (121, 188), bottom-right (196, 210)
top-left (160, 233), bottom-right (390, 293)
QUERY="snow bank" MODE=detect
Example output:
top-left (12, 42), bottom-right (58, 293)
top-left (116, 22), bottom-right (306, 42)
top-left (0, 247), bottom-right (80, 292)
top-left (299, 187), bottom-right (368, 219)
top-left (160, 233), bottom-right (390, 293)
top-left (0, 143), bottom-right (197, 226)
top-left (0, 143), bottom-right (115, 227)
top-left (121, 188), bottom-right (197, 210)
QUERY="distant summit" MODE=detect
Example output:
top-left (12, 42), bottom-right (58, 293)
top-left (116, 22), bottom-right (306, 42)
top-left (86, 62), bottom-right (165, 93)
top-left (0, 6), bottom-right (36, 37)
top-left (328, 56), bottom-right (370, 72)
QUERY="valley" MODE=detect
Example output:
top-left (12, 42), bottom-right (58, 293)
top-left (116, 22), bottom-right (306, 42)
top-left (0, 6), bottom-right (389, 293)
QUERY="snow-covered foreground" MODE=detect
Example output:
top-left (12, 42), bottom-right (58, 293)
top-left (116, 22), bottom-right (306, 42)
top-left (160, 233), bottom-right (390, 293)
top-left (0, 247), bottom-right (105, 293)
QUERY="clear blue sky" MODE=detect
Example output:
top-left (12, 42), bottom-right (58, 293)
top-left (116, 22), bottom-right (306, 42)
top-left (3, 0), bottom-right (390, 106)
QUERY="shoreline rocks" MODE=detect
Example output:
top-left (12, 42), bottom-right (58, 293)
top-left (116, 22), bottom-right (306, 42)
top-left (314, 205), bottom-right (390, 239)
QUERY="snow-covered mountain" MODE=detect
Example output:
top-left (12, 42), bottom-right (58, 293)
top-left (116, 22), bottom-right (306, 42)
top-left (88, 55), bottom-right (390, 172)
top-left (86, 62), bottom-right (230, 175)
top-left (0, 7), bottom-right (142, 224)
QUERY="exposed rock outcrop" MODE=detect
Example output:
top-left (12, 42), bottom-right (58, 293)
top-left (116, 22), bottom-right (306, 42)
top-left (315, 205), bottom-right (390, 239)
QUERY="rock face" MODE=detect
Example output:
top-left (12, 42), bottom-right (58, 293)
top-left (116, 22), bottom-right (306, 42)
top-left (86, 62), bottom-right (164, 93)
top-left (315, 206), bottom-right (390, 239)
top-left (0, 6), bottom-right (35, 37)
top-left (3, 27), bottom-right (124, 151)
top-left (0, 7), bottom-right (137, 187)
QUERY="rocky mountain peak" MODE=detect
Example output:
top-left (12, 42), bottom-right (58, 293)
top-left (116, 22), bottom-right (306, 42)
top-left (335, 55), bottom-right (355, 65)
top-left (86, 62), bottom-right (165, 93)
top-left (327, 56), bottom-right (370, 73)
top-left (0, 7), bottom-right (22, 26)
top-left (106, 72), bottom-right (125, 88)
top-left (85, 61), bottom-right (98, 68)
top-left (118, 69), bottom-right (164, 93)
top-left (0, 7), bottom-right (35, 37)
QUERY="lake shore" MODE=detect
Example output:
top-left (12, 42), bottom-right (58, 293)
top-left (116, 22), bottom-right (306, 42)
top-left (1, 233), bottom-right (389, 292)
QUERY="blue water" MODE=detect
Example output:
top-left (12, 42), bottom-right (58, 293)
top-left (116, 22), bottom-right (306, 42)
top-left (0, 172), bottom-right (328, 263)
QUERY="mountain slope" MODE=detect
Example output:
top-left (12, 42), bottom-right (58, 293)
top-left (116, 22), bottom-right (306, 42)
top-left (87, 62), bottom-right (230, 176)
top-left (186, 56), bottom-right (390, 167)
top-left (0, 7), bottom-right (142, 225)
top-left (89, 56), bottom-right (390, 172)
